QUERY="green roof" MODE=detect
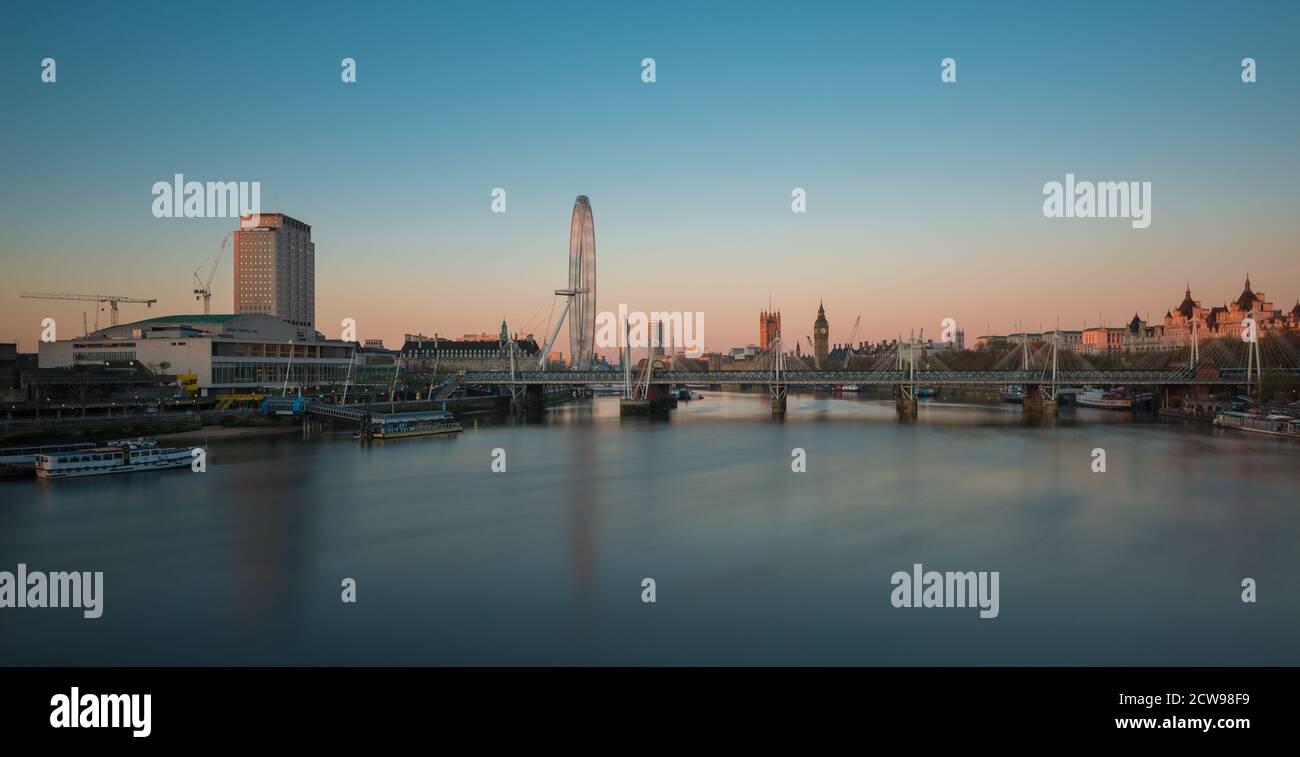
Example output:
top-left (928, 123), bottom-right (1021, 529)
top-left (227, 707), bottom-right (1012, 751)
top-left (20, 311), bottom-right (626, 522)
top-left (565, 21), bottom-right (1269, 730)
top-left (128, 314), bottom-right (239, 325)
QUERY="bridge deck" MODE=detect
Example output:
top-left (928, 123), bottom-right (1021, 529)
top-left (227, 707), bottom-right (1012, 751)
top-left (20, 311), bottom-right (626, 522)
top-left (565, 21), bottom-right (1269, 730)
top-left (454, 369), bottom-right (1281, 386)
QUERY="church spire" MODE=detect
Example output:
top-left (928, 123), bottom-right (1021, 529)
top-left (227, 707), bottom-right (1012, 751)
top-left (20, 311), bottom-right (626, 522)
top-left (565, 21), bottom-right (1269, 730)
top-left (1236, 274), bottom-right (1257, 310)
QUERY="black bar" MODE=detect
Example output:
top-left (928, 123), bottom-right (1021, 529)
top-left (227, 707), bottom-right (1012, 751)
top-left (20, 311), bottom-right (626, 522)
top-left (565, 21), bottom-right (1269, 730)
top-left (0, 667), bottom-right (1280, 744)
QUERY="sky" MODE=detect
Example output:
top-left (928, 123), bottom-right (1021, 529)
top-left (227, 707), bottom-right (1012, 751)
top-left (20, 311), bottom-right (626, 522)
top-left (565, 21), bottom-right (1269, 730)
top-left (2, 1), bottom-right (1298, 356)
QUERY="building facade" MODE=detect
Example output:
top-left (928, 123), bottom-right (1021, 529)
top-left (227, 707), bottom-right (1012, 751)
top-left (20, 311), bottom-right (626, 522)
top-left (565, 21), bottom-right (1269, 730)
top-left (759, 309), bottom-right (781, 350)
top-left (1160, 277), bottom-right (1295, 344)
top-left (1118, 277), bottom-right (1300, 351)
top-left (1080, 327), bottom-right (1126, 353)
top-left (36, 314), bottom-right (353, 395)
top-left (1041, 329), bottom-right (1082, 350)
top-left (399, 331), bottom-right (541, 372)
top-left (234, 213), bottom-right (315, 329)
top-left (970, 276), bottom-right (1298, 355)
top-left (0, 343), bottom-right (17, 391)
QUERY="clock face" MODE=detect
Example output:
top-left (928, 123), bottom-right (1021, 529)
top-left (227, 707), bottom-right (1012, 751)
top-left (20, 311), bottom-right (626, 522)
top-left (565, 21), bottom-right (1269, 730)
top-left (817, 327), bottom-right (827, 335)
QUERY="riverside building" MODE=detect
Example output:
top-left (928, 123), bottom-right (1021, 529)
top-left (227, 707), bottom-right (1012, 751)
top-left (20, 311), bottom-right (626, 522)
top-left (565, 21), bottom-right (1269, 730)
top-left (36, 314), bottom-right (353, 397)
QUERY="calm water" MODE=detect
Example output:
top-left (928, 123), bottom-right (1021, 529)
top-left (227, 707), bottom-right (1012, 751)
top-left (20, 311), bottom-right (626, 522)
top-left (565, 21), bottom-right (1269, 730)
top-left (2, 393), bottom-right (1297, 665)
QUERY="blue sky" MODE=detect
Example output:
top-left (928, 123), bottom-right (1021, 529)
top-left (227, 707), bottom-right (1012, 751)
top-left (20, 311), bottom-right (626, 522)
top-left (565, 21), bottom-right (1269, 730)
top-left (2, 1), bottom-right (1298, 351)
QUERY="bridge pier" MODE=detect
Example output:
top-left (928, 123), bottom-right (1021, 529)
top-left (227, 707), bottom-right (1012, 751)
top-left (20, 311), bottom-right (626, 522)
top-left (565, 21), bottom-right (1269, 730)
top-left (525, 384), bottom-right (546, 417)
top-left (620, 383), bottom-right (672, 417)
top-left (771, 390), bottom-right (787, 416)
top-left (510, 384), bottom-right (547, 420)
top-left (894, 387), bottom-right (915, 418)
top-left (894, 386), bottom-right (917, 417)
top-left (1022, 384), bottom-right (1057, 415)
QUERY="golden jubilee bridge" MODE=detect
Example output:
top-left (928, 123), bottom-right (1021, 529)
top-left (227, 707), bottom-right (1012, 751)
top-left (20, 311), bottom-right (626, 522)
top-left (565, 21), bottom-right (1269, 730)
top-left (259, 333), bottom-right (1299, 424)
top-left (441, 332), bottom-right (1300, 415)
top-left (462, 367), bottom-right (1284, 386)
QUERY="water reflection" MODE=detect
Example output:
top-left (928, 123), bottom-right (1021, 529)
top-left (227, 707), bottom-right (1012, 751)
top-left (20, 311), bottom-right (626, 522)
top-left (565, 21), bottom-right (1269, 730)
top-left (1, 392), bottom-right (1296, 665)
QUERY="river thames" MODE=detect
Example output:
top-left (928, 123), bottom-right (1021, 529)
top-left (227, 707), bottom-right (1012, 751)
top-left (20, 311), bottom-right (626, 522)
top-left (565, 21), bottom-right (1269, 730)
top-left (2, 393), bottom-right (1297, 665)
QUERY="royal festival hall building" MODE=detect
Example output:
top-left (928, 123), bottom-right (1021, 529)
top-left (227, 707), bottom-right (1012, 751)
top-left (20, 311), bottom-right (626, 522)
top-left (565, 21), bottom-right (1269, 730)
top-left (37, 314), bottom-right (354, 396)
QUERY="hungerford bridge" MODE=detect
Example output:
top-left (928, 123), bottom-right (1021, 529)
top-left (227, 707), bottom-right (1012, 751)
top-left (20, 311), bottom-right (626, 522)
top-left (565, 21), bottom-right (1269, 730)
top-left (263, 331), bottom-right (1299, 426)
top-left (448, 331), bottom-right (1300, 415)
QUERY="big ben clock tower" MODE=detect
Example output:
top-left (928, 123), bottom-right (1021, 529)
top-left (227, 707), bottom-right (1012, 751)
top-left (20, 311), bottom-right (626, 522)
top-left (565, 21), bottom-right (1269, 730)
top-left (814, 301), bottom-right (829, 369)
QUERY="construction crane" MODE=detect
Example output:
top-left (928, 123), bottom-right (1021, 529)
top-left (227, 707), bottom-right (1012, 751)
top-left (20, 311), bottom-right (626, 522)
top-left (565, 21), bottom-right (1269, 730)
top-left (840, 315), bottom-right (862, 368)
top-left (193, 232), bottom-right (230, 314)
top-left (21, 292), bottom-right (157, 328)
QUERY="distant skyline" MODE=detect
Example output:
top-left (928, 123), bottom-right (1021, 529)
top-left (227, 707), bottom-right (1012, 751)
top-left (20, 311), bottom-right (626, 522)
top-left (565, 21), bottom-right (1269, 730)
top-left (3, 1), bottom-right (1298, 354)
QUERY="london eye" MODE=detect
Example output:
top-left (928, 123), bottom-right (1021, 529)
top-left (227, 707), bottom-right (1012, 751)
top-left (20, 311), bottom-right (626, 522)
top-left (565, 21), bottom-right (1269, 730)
top-left (568, 195), bottom-right (596, 369)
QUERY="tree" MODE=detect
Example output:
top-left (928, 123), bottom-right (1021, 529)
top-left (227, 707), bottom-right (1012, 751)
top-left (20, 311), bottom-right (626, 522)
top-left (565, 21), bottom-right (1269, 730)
top-left (156, 361), bottom-right (172, 409)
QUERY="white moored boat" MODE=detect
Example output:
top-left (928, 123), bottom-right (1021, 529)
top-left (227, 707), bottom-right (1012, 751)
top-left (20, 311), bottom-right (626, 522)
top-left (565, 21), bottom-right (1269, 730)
top-left (35, 438), bottom-right (194, 479)
top-left (1213, 411), bottom-right (1300, 439)
top-left (1075, 387), bottom-right (1152, 410)
top-left (998, 385), bottom-right (1025, 403)
top-left (0, 442), bottom-right (97, 477)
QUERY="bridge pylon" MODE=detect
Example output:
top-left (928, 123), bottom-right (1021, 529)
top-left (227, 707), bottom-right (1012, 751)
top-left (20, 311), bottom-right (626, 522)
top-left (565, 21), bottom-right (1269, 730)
top-left (894, 335), bottom-right (918, 417)
top-left (770, 336), bottom-right (787, 415)
top-left (1023, 331), bottom-right (1059, 415)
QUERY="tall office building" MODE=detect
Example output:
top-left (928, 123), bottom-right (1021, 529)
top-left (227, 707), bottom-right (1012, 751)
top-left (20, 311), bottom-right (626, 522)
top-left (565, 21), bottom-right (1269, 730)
top-left (234, 213), bottom-right (315, 329)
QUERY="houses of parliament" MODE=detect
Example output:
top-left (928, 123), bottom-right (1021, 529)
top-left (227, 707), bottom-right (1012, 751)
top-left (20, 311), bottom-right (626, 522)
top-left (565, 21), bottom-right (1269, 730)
top-left (759, 303), bottom-right (830, 367)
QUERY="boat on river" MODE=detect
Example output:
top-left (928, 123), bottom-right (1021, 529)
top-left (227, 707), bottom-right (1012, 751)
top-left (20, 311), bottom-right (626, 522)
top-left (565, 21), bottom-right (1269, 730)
top-left (1213, 411), bottom-right (1300, 439)
top-left (999, 385), bottom-right (1025, 403)
top-left (0, 442), bottom-right (98, 477)
top-left (34, 438), bottom-right (194, 479)
top-left (1076, 387), bottom-right (1152, 410)
top-left (363, 410), bottom-right (463, 439)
